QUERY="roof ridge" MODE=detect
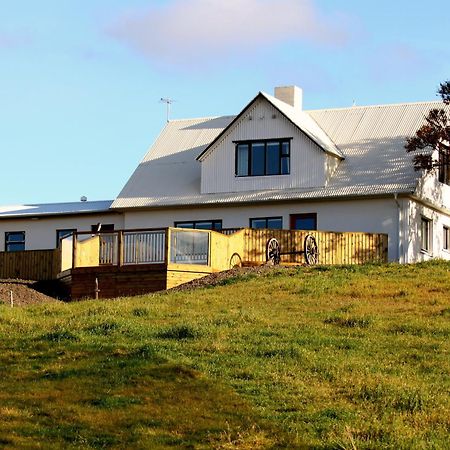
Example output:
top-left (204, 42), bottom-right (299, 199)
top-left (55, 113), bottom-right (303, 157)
top-left (306, 100), bottom-right (445, 113)
top-left (168, 115), bottom-right (235, 123)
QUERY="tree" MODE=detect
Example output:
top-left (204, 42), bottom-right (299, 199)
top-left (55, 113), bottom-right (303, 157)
top-left (405, 81), bottom-right (450, 184)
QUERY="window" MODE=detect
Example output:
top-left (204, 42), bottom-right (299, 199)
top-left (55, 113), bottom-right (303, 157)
top-left (249, 217), bottom-right (283, 229)
top-left (175, 220), bottom-right (222, 231)
top-left (290, 213), bottom-right (317, 230)
top-left (91, 224), bottom-right (115, 233)
top-left (443, 226), bottom-right (450, 250)
top-left (235, 139), bottom-right (290, 177)
top-left (438, 150), bottom-right (450, 185)
top-left (56, 229), bottom-right (76, 247)
top-left (420, 217), bottom-right (432, 252)
top-left (5, 231), bottom-right (25, 252)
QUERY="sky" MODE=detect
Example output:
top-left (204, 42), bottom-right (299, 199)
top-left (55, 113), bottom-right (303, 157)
top-left (1, 0), bottom-right (449, 205)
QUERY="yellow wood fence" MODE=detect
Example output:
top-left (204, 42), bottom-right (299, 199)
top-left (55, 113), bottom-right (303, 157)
top-left (239, 229), bottom-right (388, 265)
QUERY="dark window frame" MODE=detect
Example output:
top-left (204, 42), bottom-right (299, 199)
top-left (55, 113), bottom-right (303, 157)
top-left (235, 138), bottom-right (291, 177)
top-left (174, 220), bottom-right (223, 231)
top-left (5, 231), bottom-right (25, 252)
top-left (290, 213), bottom-right (317, 230)
top-left (249, 216), bottom-right (283, 229)
top-left (420, 216), bottom-right (432, 252)
top-left (443, 225), bottom-right (450, 250)
top-left (438, 150), bottom-right (450, 185)
top-left (56, 229), bottom-right (77, 247)
top-left (91, 224), bottom-right (115, 233)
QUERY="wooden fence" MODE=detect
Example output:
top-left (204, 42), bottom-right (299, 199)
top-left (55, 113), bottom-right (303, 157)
top-left (241, 229), bottom-right (388, 265)
top-left (0, 249), bottom-right (61, 281)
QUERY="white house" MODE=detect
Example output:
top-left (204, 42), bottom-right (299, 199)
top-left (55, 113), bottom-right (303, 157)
top-left (0, 201), bottom-right (123, 252)
top-left (1, 86), bottom-right (450, 263)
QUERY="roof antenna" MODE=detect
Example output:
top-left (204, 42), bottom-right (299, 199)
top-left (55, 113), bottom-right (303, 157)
top-left (160, 97), bottom-right (175, 122)
top-left (352, 99), bottom-right (357, 107)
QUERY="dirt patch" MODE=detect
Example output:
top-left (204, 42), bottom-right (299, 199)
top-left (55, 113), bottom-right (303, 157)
top-left (168, 265), bottom-right (299, 292)
top-left (0, 279), bottom-right (56, 307)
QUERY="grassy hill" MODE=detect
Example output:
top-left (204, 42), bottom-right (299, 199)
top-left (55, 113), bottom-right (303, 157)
top-left (0, 262), bottom-right (449, 449)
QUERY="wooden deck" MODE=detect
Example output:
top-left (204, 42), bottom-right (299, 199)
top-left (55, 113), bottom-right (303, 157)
top-left (57, 227), bottom-right (388, 300)
top-left (59, 263), bottom-right (212, 300)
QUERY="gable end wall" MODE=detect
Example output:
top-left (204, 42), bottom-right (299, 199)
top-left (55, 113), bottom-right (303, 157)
top-left (200, 99), bottom-right (329, 194)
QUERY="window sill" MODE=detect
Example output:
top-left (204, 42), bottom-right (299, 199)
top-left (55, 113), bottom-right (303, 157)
top-left (235, 174), bottom-right (290, 179)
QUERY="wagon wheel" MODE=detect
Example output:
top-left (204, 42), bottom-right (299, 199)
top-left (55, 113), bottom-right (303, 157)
top-left (229, 252), bottom-right (243, 269)
top-left (266, 238), bottom-right (281, 265)
top-left (304, 234), bottom-right (319, 265)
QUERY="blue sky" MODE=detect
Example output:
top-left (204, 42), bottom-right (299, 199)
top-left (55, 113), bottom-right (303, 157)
top-left (1, 0), bottom-right (449, 205)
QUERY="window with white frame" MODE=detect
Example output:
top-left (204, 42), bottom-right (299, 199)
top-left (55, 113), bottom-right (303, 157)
top-left (420, 217), bottom-right (432, 252)
top-left (443, 225), bottom-right (450, 250)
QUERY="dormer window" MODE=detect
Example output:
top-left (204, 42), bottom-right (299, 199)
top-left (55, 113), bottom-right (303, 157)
top-left (235, 139), bottom-right (291, 177)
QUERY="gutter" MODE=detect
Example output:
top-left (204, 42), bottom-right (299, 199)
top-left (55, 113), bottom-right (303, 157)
top-left (408, 194), bottom-right (450, 216)
top-left (393, 193), bottom-right (406, 263)
top-left (110, 192), bottom-right (414, 213)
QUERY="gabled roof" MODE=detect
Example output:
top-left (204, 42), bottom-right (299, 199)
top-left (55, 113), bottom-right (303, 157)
top-left (112, 116), bottom-right (234, 209)
top-left (0, 200), bottom-right (114, 219)
top-left (197, 91), bottom-right (343, 161)
top-left (112, 100), bottom-right (449, 210)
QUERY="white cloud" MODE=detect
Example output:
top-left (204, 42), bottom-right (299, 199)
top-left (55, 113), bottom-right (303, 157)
top-left (107, 0), bottom-right (349, 67)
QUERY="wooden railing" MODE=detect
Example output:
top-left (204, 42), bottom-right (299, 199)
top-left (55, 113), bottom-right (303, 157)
top-left (123, 230), bottom-right (166, 265)
top-left (219, 228), bottom-right (244, 235)
top-left (63, 227), bottom-right (388, 273)
top-left (0, 249), bottom-right (61, 280)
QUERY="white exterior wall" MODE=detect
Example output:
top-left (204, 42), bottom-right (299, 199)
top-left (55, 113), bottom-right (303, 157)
top-left (403, 199), bottom-right (450, 263)
top-left (201, 99), bottom-right (338, 194)
top-left (0, 213), bottom-right (124, 251)
top-left (400, 172), bottom-right (450, 262)
top-left (123, 198), bottom-right (399, 261)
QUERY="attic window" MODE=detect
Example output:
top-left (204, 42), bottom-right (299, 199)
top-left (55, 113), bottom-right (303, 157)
top-left (235, 139), bottom-right (290, 177)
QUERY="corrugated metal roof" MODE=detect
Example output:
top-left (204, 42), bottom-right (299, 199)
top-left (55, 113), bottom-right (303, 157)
top-left (0, 200), bottom-right (114, 219)
top-left (112, 100), bottom-right (448, 209)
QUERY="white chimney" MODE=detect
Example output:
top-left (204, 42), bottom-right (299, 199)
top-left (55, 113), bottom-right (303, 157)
top-left (274, 85), bottom-right (303, 109)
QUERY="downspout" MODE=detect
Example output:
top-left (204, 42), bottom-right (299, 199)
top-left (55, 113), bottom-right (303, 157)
top-left (394, 194), bottom-right (403, 263)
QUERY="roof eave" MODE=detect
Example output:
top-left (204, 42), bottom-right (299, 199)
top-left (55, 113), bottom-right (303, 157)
top-left (110, 188), bottom-right (416, 211)
top-left (196, 92), bottom-right (264, 161)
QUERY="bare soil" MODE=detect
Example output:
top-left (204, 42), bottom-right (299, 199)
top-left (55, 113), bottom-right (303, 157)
top-left (0, 279), bottom-right (56, 307)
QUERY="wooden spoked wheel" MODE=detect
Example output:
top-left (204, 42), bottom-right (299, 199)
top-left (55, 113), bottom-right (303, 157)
top-left (266, 238), bottom-right (281, 265)
top-left (304, 234), bottom-right (319, 265)
top-left (229, 252), bottom-right (243, 269)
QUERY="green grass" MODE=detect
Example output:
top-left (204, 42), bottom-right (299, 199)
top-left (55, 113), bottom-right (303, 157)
top-left (0, 261), bottom-right (449, 449)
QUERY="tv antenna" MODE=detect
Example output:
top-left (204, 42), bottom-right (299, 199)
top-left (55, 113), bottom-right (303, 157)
top-left (160, 97), bottom-right (175, 122)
